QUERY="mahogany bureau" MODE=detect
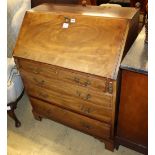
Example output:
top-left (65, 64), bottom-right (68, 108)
top-left (13, 3), bottom-right (139, 151)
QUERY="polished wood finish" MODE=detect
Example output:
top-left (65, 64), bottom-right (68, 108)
top-left (14, 4), bottom-right (139, 79)
top-left (31, 3), bottom-right (139, 49)
top-left (21, 71), bottom-right (112, 107)
top-left (115, 70), bottom-right (148, 154)
top-left (13, 4), bottom-right (139, 151)
top-left (14, 12), bottom-right (128, 79)
top-left (17, 58), bottom-right (108, 93)
top-left (30, 97), bottom-right (111, 139)
top-left (20, 68), bottom-right (112, 123)
top-left (31, 3), bottom-right (138, 18)
top-left (31, 0), bottom-right (93, 8)
top-left (115, 27), bottom-right (148, 154)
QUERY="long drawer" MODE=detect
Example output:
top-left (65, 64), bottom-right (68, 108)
top-left (21, 70), bottom-right (112, 123)
top-left (17, 58), bottom-right (107, 93)
top-left (20, 69), bottom-right (112, 108)
top-left (30, 97), bottom-right (111, 139)
top-left (25, 83), bottom-right (112, 123)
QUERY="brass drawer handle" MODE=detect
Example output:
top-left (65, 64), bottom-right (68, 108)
top-left (74, 77), bottom-right (91, 87)
top-left (33, 78), bottom-right (45, 87)
top-left (80, 121), bottom-right (91, 129)
top-left (81, 106), bottom-right (91, 114)
top-left (76, 91), bottom-right (91, 100)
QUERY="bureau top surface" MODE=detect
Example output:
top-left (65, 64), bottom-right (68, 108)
top-left (121, 27), bottom-right (148, 75)
top-left (13, 4), bottom-right (131, 80)
top-left (31, 3), bottom-right (138, 19)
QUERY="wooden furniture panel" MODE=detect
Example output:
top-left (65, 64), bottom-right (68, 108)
top-left (118, 71), bottom-right (148, 144)
top-left (30, 3), bottom-right (139, 54)
top-left (116, 70), bottom-right (148, 154)
top-left (20, 70), bottom-right (112, 123)
top-left (30, 97), bottom-right (111, 139)
top-left (28, 85), bottom-right (112, 123)
top-left (20, 69), bottom-right (112, 107)
top-left (14, 11), bottom-right (129, 79)
top-left (58, 70), bottom-right (107, 93)
top-left (31, 0), bottom-right (92, 8)
top-left (115, 27), bottom-right (148, 154)
top-left (18, 59), bottom-right (59, 77)
top-left (18, 58), bottom-right (108, 93)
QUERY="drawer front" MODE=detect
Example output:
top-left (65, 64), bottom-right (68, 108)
top-left (25, 83), bottom-right (112, 123)
top-left (22, 72), bottom-right (112, 123)
top-left (30, 97), bottom-right (111, 139)
top-left (58, 69), bottom-right (107, 93)
top-left (18, 59), bottom-right (108, 93)
top-left (17, 59), bottom-right (59, 78)
top-left (20, 69), bottom-right (112, 108)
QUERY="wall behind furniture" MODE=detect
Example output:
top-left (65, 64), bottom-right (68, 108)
top-left (7, 0), bottom-right (31, 57)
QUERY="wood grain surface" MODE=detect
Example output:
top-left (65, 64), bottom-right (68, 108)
top-left (116, 70), bottom-right (148, 154)
top-left (31, 3), bottom-right (138, 19)
top-left (14, 8), bottom-right (129, 79)
top-left (13, 4), bottom-right (139, 151)
top-left (21, 70), bottom-right (112, 107)
top-left (18, 58), bottom-right (108, 93)
top-left (31, 0), bottom-right (93, 8)
top-left (30, 97), bottom-right (111, 139)
top-left (20, 69), bottom-right (113, 122)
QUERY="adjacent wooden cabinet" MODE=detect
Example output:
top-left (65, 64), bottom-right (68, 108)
top-left (115, 27), bottom-right (148, 154)
top-left (13, 3), bottom-right (139, 151)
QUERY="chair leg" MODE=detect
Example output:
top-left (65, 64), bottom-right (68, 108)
top-left (7, 90), bottom-right (24, 127)
top-left (8, 109), bottom-right (21, 127)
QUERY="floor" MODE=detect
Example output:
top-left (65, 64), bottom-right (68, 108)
top-left (7, 93), bottom-right (142, 155)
